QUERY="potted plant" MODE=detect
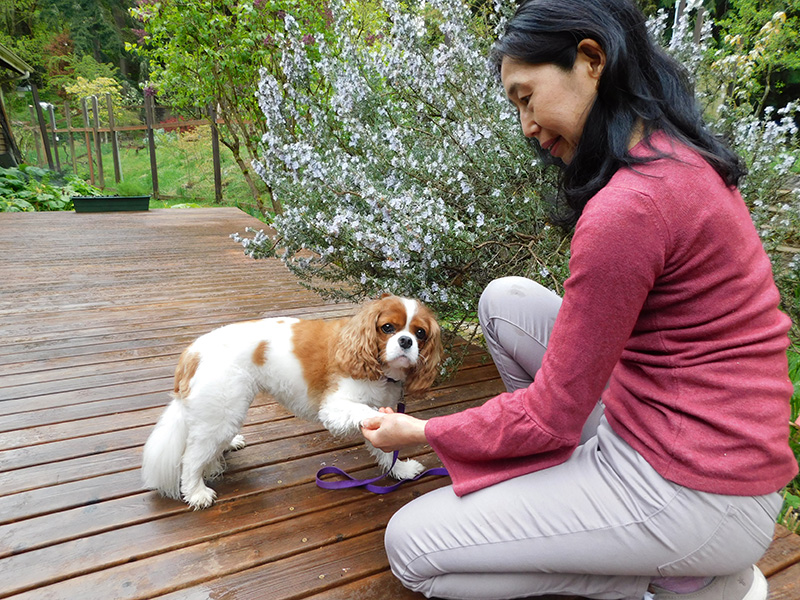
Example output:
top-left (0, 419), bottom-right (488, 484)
top-left (72, 195), bottom-right (150, 212)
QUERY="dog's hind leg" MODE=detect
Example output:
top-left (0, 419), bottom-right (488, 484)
top-left (203, 455), bottom-right (226, 480)
top-left (180, 434), bottom-right (222, 509)
top-left (201, 433), bottom-right (244, 480)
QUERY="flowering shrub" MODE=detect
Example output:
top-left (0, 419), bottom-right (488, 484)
top-left (63, 75), bottom-right (127, 126)
top-left (234, 0), bottom-right (568, 364)
top-left (160, 115), bottom-right (198, 134)
top-left (234, 0), bottom-right (799, 354)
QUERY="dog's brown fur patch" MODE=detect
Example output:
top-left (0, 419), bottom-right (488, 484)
top-left (252, 340), bottom-right (269, 367)
top-left (291, 318), bottom-right (346, 405)
top-left (174, 349), bottom-right (201, 400)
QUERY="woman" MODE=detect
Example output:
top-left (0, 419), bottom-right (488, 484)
top-left (361, 0), bottom-right (797, 599)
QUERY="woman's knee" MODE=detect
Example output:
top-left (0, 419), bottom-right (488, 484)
top-left (479, 277), bottom-right (531, 322)
top-left (479, 277), bottom-right (560, 329)
top-left (384, 503), bottom-right (435, 594)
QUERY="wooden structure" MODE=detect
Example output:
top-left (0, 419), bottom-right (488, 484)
top-left (0, 207), bottom-right (798, 599)
top-left (24, 97), bottom-right (224, 203)
top-left (0, 42), bottom-right (33, 168)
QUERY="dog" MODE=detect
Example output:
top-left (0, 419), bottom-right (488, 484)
top-left (141, 295), bottom-right (442, 509)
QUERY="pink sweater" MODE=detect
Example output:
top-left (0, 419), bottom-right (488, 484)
top-left (427, 133), bottom-right (797, 497)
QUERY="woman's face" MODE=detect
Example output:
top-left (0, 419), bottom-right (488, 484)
top-left (500, 43), bottom-right (603, 165)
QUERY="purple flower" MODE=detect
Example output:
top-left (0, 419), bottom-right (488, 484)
top-left (302, 33), bottom-right (316, 45)
top-left (143, 85), bottom-right (158, 98)
top-left (365, 33), bottom-right (384, 46)
top-left (132, 29), bottom-right (148, 45)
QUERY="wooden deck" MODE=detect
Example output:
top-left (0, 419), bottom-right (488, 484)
top-left (0, 207), bottom-right (798, 599)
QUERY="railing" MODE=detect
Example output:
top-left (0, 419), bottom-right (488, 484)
top-left (24, 92), bottom-right (224, 202)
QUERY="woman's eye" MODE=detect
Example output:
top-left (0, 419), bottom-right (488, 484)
top-left (520, 95), bottom-right (531, 106)
top-left (381, 323), bottom-right (396, 334)
top-left (415, 328), bottom-right (427, 341)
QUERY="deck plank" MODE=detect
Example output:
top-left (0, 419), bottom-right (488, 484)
top-left (0, 208), bottom-right (796, 600)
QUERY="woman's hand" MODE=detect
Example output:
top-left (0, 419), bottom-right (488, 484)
top-left (361, 407), bottom-right (428, 452)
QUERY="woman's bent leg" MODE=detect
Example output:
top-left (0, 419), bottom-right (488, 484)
top-left (479, 276), bottom-right (603, 443)
top-left (478, 277), bottom-right (561, 393)
top-left (385, 419), bottom-right (781, 600)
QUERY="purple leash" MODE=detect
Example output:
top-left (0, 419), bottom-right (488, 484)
top-left (315, 401), bottom-right (449, 494)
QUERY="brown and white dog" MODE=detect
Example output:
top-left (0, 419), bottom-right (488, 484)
top-left (141, 295), bottom-right (442, 509)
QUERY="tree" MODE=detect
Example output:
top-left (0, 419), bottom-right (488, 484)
top-left (0, 0), bottom-right (143, 97)
top-left (128, 0), bottom-right (331, 214)
top-left (716, 0), bottom-right (800, 114)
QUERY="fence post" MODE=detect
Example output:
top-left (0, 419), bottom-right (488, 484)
top-left (693, 7), bottom-right (706, 45)
top-left (65, 101), bottom-right (77, 174)
top-left (90, 95), bottom-right (105, 189)
top-left (144, 94), bottom-right (159, 200)
top-left (30, 84), bottom-right (54, 170)
top-left (47, 104), bottom-right (61, 173)
top-left (106, 93), bottom-right (122, 183)
top-left (82, 98), bottom-right (95, 185)
top-left (208, 103), bottom-right (223, 204)
top-left (29, 105), bottom-right (43, 166)
top-left (671, 0), bottom-right (687, 44)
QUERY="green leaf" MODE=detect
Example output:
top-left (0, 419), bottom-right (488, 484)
top-left (784, 492), bottom-right (800, 509)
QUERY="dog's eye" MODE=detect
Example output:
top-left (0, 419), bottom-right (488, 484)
top-left (381, 323), bottom-right (396, 334)
top-left (415, 328), bottom-right (427, 341)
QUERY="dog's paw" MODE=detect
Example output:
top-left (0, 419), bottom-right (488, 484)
top-left (184, 486), bottom-right (217, 510)
top-left (228, 434), bottom-right (246, 451)
top-left (390, 458), bottom-right (425, 480)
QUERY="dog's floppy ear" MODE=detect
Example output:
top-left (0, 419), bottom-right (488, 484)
top-left (404, 313), bottom-right (443, 395)
top-left (333, 299), bottom-right (384, 381)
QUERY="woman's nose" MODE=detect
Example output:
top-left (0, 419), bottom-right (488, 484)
top-left (520, 112), bottom-right (540, 138)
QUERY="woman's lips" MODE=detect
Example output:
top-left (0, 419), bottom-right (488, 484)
top-left (542, 136), bottom-right (562, 157)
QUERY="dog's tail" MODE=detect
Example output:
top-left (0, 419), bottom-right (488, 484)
top-left (141, 398), bottom-right (188, 500)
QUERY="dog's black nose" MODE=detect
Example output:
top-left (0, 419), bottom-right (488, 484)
top-left (399, 335), bottom-right (413, 350)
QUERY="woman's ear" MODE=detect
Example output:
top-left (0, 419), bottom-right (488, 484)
top-left (576, 38), bottom-right (606, 80)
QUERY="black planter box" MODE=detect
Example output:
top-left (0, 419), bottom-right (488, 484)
top-left (72, 196), bottom-right (150, 212)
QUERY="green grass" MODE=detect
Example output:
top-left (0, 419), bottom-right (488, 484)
top-left (17, 125), bottom-right (267, 216)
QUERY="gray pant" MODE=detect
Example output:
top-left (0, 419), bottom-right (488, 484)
top-left (385, 277), bottom-right (782, 600)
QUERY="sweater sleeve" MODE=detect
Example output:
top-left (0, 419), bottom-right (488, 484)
top-left (426, 186), bottom-right (668, 495)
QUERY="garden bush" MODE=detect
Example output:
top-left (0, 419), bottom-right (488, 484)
top-left (233, 0), bottom-right (798, 364)
top-left (0, 165), bottom-right (102, 212)
top-left (233, 0), bottom-right (569, 371)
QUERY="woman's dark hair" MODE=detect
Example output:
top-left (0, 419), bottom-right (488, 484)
top-left (490, 0), bottom-right (745, 230)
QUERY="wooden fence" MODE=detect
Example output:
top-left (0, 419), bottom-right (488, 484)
top-left (24, 90), bottom-right (224, 202)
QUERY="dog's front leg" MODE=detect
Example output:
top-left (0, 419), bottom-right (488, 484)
top-left (364, 440), bottom-right (425, 480)
top-left (318, 397), bottom-right (424, 480)
top-left (318, 396), bottom-right (379, 439)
